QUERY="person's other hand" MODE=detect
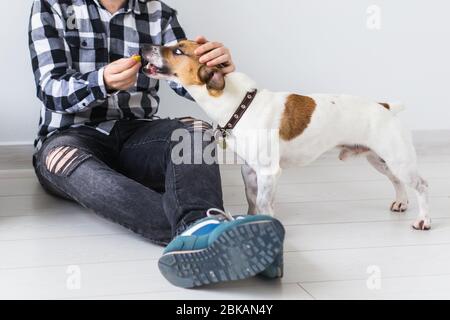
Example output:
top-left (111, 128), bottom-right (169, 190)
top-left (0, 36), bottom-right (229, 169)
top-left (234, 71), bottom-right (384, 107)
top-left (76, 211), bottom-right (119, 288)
top-left (104, 57), bottom-right (141, 92)
top-left (194, 36), bottom-right (236, 74)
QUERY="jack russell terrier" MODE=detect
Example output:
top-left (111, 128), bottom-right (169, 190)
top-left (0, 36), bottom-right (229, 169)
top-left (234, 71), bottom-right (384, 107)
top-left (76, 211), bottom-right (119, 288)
top-left (141, 40), bottom-right (431, 231)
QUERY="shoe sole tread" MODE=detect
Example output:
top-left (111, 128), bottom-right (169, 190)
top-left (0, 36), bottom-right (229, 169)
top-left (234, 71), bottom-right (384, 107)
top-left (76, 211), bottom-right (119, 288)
top-left (158, 219), bottom-right (285, 288)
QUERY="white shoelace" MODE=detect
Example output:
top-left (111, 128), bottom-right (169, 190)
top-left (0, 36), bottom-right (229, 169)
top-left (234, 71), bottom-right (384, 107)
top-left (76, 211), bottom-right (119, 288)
top-left (206, 208), bottom-right (235, 221)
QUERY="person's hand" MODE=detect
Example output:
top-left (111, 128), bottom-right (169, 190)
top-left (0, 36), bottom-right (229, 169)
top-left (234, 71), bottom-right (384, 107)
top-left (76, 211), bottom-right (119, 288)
top-left (103, 57), bottom-right (141, 92)
top-left (194, 36), bottom-right (236, 74)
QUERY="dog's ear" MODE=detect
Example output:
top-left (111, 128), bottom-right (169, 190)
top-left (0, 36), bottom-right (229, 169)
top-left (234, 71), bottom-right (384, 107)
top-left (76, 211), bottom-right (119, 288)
top-left (198, 65), bottom-right (225, 93)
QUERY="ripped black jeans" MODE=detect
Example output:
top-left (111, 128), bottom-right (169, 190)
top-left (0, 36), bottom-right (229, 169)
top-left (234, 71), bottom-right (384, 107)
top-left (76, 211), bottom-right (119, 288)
top-left (33, 118), bottom-right (224, 246)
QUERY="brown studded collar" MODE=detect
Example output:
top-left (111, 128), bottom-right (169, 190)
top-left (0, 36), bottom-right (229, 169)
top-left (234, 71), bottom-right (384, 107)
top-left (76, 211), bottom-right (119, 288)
top-left (216, 89), bottom-right (258, 139)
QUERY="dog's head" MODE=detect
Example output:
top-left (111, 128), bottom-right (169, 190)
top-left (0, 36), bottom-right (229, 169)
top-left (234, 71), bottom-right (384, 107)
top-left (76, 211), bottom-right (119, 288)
top-left (141, 40), bottom-right (225, 96)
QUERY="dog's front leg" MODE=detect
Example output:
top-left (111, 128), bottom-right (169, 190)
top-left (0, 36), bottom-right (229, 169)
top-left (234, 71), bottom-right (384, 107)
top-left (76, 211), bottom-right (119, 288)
top-left (255, 169), bottom-right (281, 216)
top-left (241, 164), bottom-right (258, 215)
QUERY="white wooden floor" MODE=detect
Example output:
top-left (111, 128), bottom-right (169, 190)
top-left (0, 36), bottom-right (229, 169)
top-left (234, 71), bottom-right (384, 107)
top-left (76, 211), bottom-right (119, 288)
top-left (1, 131), bottom-right (450, 300)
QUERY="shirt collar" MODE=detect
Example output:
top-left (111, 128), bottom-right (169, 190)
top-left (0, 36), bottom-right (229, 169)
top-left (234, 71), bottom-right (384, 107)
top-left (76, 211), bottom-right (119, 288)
top-left (91, 0), bottom-right (148, 15)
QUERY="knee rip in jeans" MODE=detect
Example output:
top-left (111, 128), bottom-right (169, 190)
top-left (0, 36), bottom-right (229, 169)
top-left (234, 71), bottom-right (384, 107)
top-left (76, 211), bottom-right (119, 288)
top-left (45, 146), bottom-right (91, 176)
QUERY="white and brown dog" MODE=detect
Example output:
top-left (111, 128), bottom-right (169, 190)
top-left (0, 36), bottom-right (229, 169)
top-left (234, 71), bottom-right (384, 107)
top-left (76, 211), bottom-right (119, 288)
top-left (141, 40), bottom-right (431, 231)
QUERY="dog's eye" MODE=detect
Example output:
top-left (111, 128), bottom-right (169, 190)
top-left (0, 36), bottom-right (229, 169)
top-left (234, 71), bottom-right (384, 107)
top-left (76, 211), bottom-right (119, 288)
top-left (173, 48), bottom-right (184, 56)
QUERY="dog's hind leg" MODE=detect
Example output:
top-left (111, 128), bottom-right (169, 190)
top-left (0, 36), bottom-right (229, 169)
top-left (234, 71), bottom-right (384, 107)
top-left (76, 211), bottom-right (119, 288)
top-left (366, 152), bottom-right (409, 213)
top-left (241, 164), bottom-right (258, 215)
top-left (374, 132), bottom-right (431, 230)
top-left (390, 164), bottom-right (430, 230)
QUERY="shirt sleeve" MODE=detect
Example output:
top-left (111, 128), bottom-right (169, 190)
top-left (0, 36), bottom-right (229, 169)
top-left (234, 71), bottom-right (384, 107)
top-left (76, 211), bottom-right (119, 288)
top-left (28, 0), bottom-right (107, 114)
top-left (161, 6), bottom-right (194, 101)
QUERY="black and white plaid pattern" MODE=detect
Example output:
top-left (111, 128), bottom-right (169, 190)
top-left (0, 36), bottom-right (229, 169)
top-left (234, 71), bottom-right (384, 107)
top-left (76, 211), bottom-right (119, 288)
top-left (29, 0), bottom-right (190, 150)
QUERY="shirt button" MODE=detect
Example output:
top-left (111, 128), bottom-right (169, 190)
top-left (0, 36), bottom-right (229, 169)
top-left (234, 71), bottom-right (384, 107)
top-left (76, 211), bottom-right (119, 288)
top-left (81, 40), bottom-right (87, 47)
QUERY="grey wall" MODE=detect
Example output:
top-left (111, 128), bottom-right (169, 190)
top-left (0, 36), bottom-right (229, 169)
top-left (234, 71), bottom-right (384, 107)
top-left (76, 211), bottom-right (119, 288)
top-left (1, 0), bottom-right (449, 144)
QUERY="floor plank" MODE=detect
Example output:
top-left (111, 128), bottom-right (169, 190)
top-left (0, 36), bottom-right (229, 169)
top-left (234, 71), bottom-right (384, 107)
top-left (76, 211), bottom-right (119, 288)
top-left (0, 145), bottom-right (34, 170)
top-left (90, 282), bottom-right (312, 300)
top-left (0, 194), bottom-right (88, 218)
top-left (222, 179), bottom-right (450, 206)
top-left (220, 162), bottom-right (450, 186)
top-left (0, 213), bottom-right (126, 241)
top-left (227, 197), bottom-right (450, 226)
top-left (284, 219), bottom-right (450, 252)
top-left (0, 260), bottom-right (311, 300)
top-left (0, 234), bottom-right (163, 269)
top-left (301, 275), bottom-right (450, 300)
top-left (283, 244), bottom-right (450, 284)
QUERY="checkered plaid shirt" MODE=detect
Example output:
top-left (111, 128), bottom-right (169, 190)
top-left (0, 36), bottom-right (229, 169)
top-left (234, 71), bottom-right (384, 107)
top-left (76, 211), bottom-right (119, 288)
top-left (29, 0), bottom-right (190, 150)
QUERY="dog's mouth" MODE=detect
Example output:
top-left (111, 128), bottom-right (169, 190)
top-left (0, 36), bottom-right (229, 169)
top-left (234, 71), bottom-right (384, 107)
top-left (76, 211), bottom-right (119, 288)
top-left (142, 61), bottom-right (171, 77)
top-left (143, 63), bottom-right (158, 75)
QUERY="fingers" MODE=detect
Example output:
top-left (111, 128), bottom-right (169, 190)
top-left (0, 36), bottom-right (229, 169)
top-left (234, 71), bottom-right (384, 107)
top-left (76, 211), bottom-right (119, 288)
top-left (104, 58), bottom-right (141, 91)
top-left (199, 47), bottom-right (227, 64)
top-left (195, 35), bottom-right (208, 45)
top-left (199, 47), bottom-right (235, 73)
top-left (205, 52), bottom-right (231, 67)
top-left (194, 38), bottom-right (236, 74)
top-left (108, 57), bottom-right (139, 74)
top-left (195, 41), bottom-right (223, 56)
top-left (111, 62), bottom-right (141, 81)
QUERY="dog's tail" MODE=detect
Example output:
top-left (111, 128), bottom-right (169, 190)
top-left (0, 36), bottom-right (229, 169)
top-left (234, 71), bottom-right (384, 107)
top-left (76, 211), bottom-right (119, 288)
top-left (380, 102), bottom-right (405, 115)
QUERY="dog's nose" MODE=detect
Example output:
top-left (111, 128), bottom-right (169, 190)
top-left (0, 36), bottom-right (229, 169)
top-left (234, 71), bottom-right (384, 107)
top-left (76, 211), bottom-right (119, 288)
top-left (140, 45), bottom-right (161, 66)
top-left (140, 44), bottom-right (159, 54)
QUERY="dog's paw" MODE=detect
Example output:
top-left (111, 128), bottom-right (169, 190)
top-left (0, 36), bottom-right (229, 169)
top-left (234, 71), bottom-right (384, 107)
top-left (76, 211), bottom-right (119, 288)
top-left (412, 218), bottom-right (432, 231)
top-left (390, 201), bottom-right (409, 213)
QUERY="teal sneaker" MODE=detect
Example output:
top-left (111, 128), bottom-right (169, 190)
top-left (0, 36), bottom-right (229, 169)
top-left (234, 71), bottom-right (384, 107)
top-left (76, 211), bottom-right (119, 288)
top-left (258, 252), bottom-right (284, 279)
top-left (158, 209), bottom-right (285, 288)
